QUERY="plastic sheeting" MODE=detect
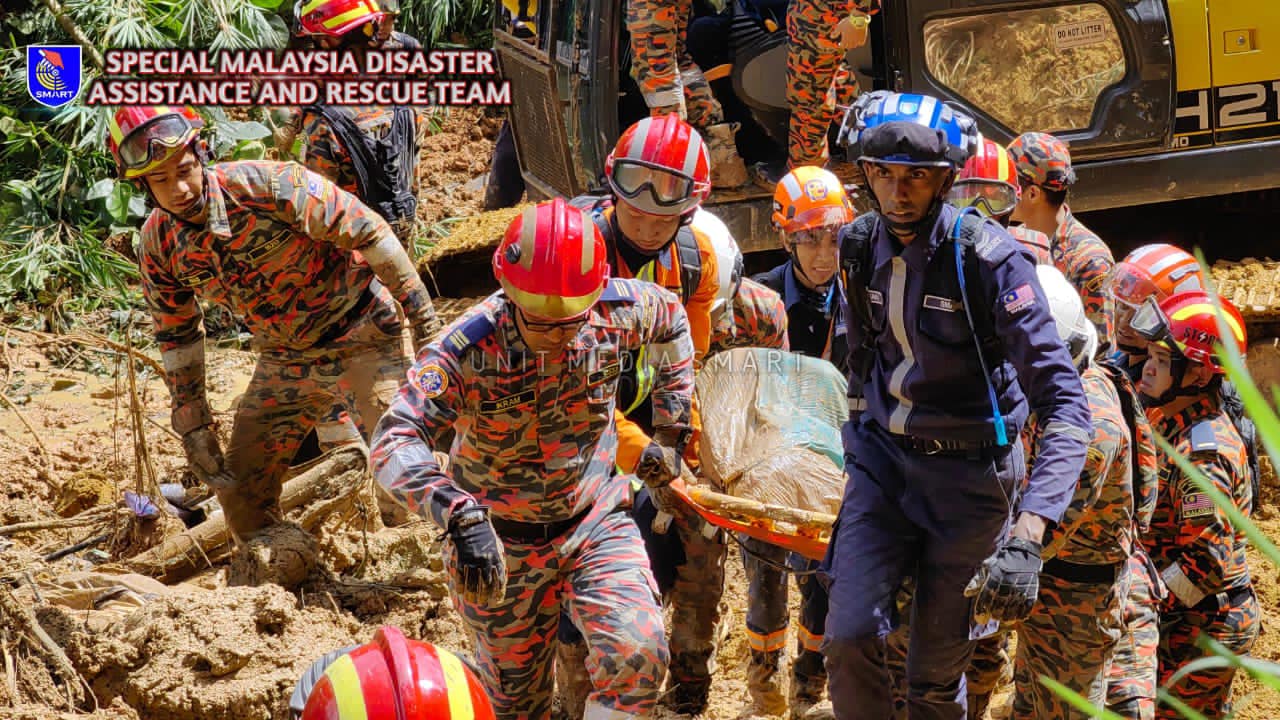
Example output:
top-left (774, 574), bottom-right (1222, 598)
top-left (696, 348), bottom-right (849, 516)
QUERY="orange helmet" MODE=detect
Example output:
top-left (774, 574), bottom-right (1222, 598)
top-left (1109, 244), bottom-right (1205, 306)
top-left (771, 166), bottom-right (855, 235)
top-left (296, 0), bottom-right (383, 37)
top-left (947, 137), bottom-right (1020, 218)
top-left (300, 627), bottom-right (495, 720)
top-left (1131, 290), bottom-right (1246, 373)
top-left (493, 198), bottom-right (610, 320)
top-left (107, 106), bottom-right (204, 179)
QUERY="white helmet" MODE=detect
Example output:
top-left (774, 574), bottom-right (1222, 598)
top-left (692, 208), bottom-right (743, 315)
top-left (1036, 264), bottom-right (1097, 368)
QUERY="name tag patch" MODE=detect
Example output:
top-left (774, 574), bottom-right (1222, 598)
top-left (867, 289), bottom-right (884, 305)
top-left (923, 295), bottom-right (959, 312)
top-left (588, 362), bottom-right (621, 385)
top-left (480, 389), bottom-right (535, 414)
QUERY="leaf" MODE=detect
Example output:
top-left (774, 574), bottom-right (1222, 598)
top-left (232, 139), bottom-right (266, 161)
top-left (1155, 689), bottom-right (1211, 720)
top-left (221, 120), bottom-right (272, 142)
top-left (105, 181), bottom-right (134, 225)
top-left (249, 0), bottom-right (285, 10)
top-left (128, 192), bottom-right (148, 219)
top-left (86, 177), bottom-right (116, 202)
top-left (1038, 676), bottom-right (1125, 719)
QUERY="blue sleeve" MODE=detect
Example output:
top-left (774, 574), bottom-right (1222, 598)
top-left (984, 240), bottom-right (1092, 523)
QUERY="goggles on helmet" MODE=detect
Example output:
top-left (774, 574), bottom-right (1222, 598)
top-left (946, 180), bottom-right (1018, 218)
top-left (610, 159), bottom-right (696, 208)
top-left (1108, 264), bottom-right (1162, 305)
top-left (118, 114), bottom-right (199, 172)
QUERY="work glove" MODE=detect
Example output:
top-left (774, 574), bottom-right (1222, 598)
top-left (446, 506), bottom-right (507, 606)
top-left (963, 536), bottom-right (1043, 623)
top-left (636, 426), bottom-right (689, 488)
top-left (181, 425), bottom-right (235, 491)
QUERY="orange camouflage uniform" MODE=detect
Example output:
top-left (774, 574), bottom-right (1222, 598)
top-left (709, 277), bottom-right (790, 355)
top-left (369, 279), bottom-right (694, 720)
top-left (626, 0), bottom-right (724, 126)
top-left (1147, 397), bottom-right (1258, 719)
top-left (1051, 209), bottom-right (1115, 353)
top-left (139, 160), bottom-right (437, 540)
top-left (787, 0), bottom-right (875, 166)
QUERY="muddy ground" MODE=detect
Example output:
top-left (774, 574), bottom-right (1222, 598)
top-left (0, 105), bottom-right (1277, 720)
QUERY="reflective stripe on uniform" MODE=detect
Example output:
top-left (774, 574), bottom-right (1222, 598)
top-left (887, 257), bottom-right (915, 434)
top-left (746, 626), bottom-right (787, 654)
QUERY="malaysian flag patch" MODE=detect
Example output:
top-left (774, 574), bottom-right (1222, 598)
top-left (1001, 283), bottom-right (1036, 315)
top-left (1181, 492), bottom-right (1214, 519)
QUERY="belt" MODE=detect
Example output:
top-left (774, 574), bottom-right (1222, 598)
top-left (1190, 584), bottom-right (1255, 613)
top-left (1042, 557), bottom-right (1121, 585)
top-left (488, 508), bottom-right (590, 544)
top-left (313, 281), bottom-right (379, 347)
top-left (887, 433), bottom-right (999, 457)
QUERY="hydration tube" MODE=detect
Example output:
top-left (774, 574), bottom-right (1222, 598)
top-left (952, 208), bottom-right (1009, 447)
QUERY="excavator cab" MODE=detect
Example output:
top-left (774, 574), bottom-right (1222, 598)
top-left (494, 0), bottom-right (1280, 252)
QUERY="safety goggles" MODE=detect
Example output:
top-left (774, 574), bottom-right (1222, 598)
top-left (517, 307), bottom-right (587, 334)
top-left (1128, 296), bottom-right (1171, 344)
top-left (610, 159), bottom-right (697, 207)
top-left (946, 180), bottom-right (1018, 218)
top-left (1107, 265), bottom-right (1159, 305)
top-left (118, 114), bottom-right (198, 172)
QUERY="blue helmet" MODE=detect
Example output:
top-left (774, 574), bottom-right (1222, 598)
top-left (837, 91), bottom-right (980, 169)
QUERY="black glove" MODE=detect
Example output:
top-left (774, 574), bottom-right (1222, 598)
top-left (181, 425), bottom-right (235, 491)
top-left (447, 506), bottom-right (507, 606)
top-left (635, 426), bottom-right (689, 488)
top-left (964, 536), bottom-right (1043, 623)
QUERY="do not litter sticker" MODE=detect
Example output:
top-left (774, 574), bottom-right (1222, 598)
top-left (1053, 19), bottom-right (1109, 50)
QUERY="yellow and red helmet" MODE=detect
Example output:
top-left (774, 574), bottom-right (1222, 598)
top-left (1109, 243), bottom-right (1206, 306)
top-left (296, 0), bottom-right (384, 37)
top-left (948, 137), bottom-right (1020, 218)
top-left (771, 166), bottom-right (855, 235)
top-left (1131, 290), bottom-right (1246, 373)
top-left (301, 627), bottom-right (495, 720)
top-left (493, 198), bottom-right (610, 320)
top-left (107, 106), bottom-right (203, 179)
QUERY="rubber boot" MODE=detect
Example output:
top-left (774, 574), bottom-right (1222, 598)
top-left (557, 636), bottom-right (591, 720)
top-left (789, 660), bottom-right (831, 720)
top-left (704, 122), bottom-right (750, 189)
top-left (666, 650), bottom-right (713, 715)
top-left (741, 649), bottom-right (787, 718)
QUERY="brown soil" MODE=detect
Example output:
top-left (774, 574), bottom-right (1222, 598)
top-left (416, 107), bottom-right (504, 239)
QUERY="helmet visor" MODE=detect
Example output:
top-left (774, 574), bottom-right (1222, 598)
top-left (611, 160), bottom-right (695, 206)
top-left (118, 114), bottom-right (198, 172)
top-left (1129, 296), bottom-right (1171, 344)
top-left (1108, 264), bottom-right (1160, 305)
top-left (946, 180), bottom-right (1018, 218)
top-left (783, 205), bottom-right (854, 234)
top-left (789, 224), bottom-right (841, 248)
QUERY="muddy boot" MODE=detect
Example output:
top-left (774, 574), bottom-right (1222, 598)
top-left (666, 650), bottom-right (713, 716)
top-left (789, 656), bottom-right (830, 720)
top-left (704, 123), bottom-right (749, 188)
top-left (741, 649), bottom-right (787, 718)
top-left (556, 637), bottom-right (591, 719)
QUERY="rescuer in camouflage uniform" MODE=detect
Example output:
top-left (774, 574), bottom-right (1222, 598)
top-left (1132, 291), bottom-right (1259, 720)
top-left (626, 0), bottom-right (749, 187)
top-left (709, 277), bottom-right (789, 355)
top-left (109, 105), bottom-right (439, 545)
top-left (787, 0), bottom-right (875, 169)
top-left (1008, 132), bottom-right (1115, 353)
top-left (372, 198), bottom-right (696, 720)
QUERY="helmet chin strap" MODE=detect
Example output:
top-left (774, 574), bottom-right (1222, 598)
top-left (1139, 353), bottom-right (1202, 406)
top-left (864, 165), bottom-right (956, 240)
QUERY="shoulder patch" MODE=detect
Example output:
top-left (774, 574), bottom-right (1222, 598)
top-left (1180, 492), bottom-right (1215, 519)
top-left (1188, 420), bottom-right (1219, 454)
top-left (304, 171), bottom-right (329, 201)
top-left (598, 278), bottom-right (640, 303)
top-left (967, 224), bottom-right (1016, 265)
top-left (409, 362), bottom-right (449, 399)
top-left (442, 313), bottom-right (495, 356)
top-left (1000, 283), bottom-right (1037, 315)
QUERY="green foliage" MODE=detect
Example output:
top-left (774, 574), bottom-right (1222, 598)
top-left (396, 0), bottom-right (493, 49)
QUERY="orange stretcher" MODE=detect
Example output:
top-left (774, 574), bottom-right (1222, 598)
top-left (667, 476), bottom-right (835, 562)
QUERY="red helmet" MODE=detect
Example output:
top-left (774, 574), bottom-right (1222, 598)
top-left (1109, 244), bottom-right (1205, 306)
top-left (296, 0), bottom-right (384, 36)
top-left (493, 198), bottom-right (610, 320)
top-left (1131, 290), bottom-right (1246, 372)
top-left (605, 114), bottom-right (711, 217)
top-left (107, 106), bottom-right (204, 179)
top-left (947, 137), bottom-right (1020, 218)
top-left (301, 626), bottom-right (495, 720)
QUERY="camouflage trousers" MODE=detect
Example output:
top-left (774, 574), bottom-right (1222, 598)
top-left (452, 508), bottom-right (669, 720)
top-left (626, 0), bottom-right (725, 127)
top-left (741, 537), bottom-right (829, 711)
top-left (787, 0), bottom-right (859, 166)
top-left (1012, 566), bottom-right (1126, 719)
top-left (1156, 585), bottom-right (1260, 719)
top-left (886, 578), bottom-right (1010, 720)
top-left (1107, 553), bottom-right (1161, 720)
top-left (221, 295), bottom-right (409, 541)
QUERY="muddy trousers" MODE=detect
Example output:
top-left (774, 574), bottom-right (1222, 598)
top-left (822, 419), bottom-right (1020, 720)
top-left (221, 300), bottom-right (409, 541)
top-left (1156, 585), bottom-right (1259, 720)
top-left (1012, 567), bottom-right (1125, 719)
top-left (885, 580), bottom-right (1010, 720)
top-left (1106, 553), bottom-right (1161, 720)
top-left (454, 509), bottom-right (669, 720)
top-left (742, 537), bottom-right (830, 713)
top-left (787, 0), bottom-right (858, 166)
top-left (625, 0), bottom-right (725, 126)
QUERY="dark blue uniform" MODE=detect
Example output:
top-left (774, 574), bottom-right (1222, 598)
top-left (755, 260), bottom-right (849, 374)
top-left (823, 204), bottom-right (1092, 720)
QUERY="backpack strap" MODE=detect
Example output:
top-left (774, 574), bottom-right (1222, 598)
top-left (838, 214), bottom-right (879, 411)
top-left (951, 214), bottom-right (1004, 369)
top-left (1098, 358), bottom-right (1160, 533)
top-left (308, 104), bottom-right (377, 203)
top-left (673, 225), bottom-right (702, 307)
top-left (305, 104), bottom-right (417, 224)
top-left (1221, 380), bottom-right (1261, 512)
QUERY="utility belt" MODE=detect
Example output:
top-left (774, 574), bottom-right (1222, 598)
top-left (1042, 557), bottom-right (1122, 585)
top-left (488, 507), bottom-right (591, 544)
top-left (313, 279), bottom-right (381, 347)
top-left (1188, 584), bottom-right (1255, 614)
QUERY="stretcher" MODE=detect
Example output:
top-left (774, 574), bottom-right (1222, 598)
top-left (668, 474), bottom-right (835, 562)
